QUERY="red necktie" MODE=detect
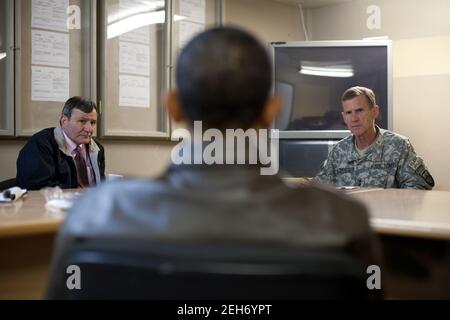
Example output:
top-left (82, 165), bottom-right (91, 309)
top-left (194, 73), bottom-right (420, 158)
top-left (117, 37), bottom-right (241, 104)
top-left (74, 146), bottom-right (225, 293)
top-left (74, 145), bottom-right (89, 188)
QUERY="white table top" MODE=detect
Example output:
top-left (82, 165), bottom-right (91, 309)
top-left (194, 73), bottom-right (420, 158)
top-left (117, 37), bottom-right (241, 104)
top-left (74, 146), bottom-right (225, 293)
top-left (1, 187), bottom-right (450, 240)
top-left (348, 188), bottom-right (450, 240)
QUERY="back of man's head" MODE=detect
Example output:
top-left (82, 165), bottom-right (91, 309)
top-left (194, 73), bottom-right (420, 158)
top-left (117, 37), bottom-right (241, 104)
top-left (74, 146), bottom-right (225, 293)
top-left (176, 26), bottom-right (272, 130)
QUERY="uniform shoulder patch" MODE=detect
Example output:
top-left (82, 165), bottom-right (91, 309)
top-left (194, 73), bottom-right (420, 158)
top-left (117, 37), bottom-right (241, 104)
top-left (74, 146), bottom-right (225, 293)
top-left (408, 158), bottom-right (422, 171)
top-left (421, 169), bottom-right (435, 187)
top-left (411, 162), bottom-right (435, 187)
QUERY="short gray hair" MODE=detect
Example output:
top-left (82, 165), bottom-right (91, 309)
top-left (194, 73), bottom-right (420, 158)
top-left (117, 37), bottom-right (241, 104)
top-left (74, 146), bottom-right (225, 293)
top-left (341, 86), bottom-right (376, 108)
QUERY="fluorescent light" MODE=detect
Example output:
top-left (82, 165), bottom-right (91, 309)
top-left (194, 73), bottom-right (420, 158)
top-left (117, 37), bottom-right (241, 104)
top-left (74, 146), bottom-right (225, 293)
top-left (173, 15), bottom-right (186, 21)
top-left (0, 52), bottom-right (6, 60)
top-left (300, 67), bottom-right (354, 78)
top-left (108, 0), bottom-right (165, 24)
top-left (108, 10), bottom-right (164, 39)
top-left (299, 61), bottom-right (354, 78)
top-left (107, 11), bottom-right (186, 39)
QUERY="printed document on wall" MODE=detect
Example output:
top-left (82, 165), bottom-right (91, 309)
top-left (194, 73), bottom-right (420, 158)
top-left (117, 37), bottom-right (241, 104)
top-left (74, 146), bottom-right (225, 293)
top-left (32, 30), bottom-right (70, 68)
top-left (120, 26), bottom-right (150, 45)
top-left (32, 66), bottom-right (69, 102)
top-left (119, 42), bottom-right (150, 76)
top-left (119, 75), bottom-right (150, 108)
top-left (179, 0), bottom-right (205, 24)
top-left (32, 0), bottom-right (69, 32)
top-left (178, 20), bottom-right (204, 50)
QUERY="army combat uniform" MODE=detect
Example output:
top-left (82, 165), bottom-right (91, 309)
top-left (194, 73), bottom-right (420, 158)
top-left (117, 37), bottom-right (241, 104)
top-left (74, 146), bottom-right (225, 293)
top-left (315, 127), bottom-right (434, 189)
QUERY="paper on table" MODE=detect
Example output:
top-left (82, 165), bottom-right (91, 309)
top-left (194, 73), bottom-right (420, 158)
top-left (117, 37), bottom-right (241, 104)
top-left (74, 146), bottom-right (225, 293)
top-left (45, 199), bottom-right (73, 213)
top-left (337, 186), bottom-right (358, 190)
top-left (0, 187), bottom-right (27, 203)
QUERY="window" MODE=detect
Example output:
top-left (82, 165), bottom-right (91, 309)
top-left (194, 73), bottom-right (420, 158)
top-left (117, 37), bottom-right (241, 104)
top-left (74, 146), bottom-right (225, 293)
top-left (2, 0), bottom-right (222, 138)
top-left (0, 0), bottom-right (14, 136)
top-left (14, 0), bottom-right (95, 136)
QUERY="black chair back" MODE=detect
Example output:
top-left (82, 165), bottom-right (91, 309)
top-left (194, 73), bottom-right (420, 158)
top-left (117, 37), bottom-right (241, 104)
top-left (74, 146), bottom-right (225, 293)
top-left (46, 242), bottom-right (370, 300)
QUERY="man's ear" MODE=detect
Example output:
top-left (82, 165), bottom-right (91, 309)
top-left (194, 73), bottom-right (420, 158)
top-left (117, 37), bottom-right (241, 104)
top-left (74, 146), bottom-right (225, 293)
top-left (60, 115), bottom-right (68, 128)
top-left (165, 91), bottom-right (185, 123)
top-left (372, 105), bottom-right (380, 119)
top-left (258, 95), bottom-right (282, 128)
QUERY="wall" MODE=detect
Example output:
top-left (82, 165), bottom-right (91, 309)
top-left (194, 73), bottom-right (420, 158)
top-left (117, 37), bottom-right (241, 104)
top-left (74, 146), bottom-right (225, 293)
top-left (0, 141), bottom-right (23, 181)
top-left (99, 140), bottom-right (174, 177)
top-left (308, 0), bottom-right (450, 190)
top-left (224, 0), bottom-right (305, 43)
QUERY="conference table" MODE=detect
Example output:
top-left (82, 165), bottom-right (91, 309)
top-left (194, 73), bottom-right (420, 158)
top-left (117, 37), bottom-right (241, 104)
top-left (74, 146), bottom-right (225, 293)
top-left (348, 188), bottom-right (450, 240)
top-left (0, 190), bottom-right (72, 299)
top-left (1, 186), bottom-right (450, 299)
top-left (2, 187), bottom-right (450, 240)
top-left (348, 188), bottom-right (450, 299)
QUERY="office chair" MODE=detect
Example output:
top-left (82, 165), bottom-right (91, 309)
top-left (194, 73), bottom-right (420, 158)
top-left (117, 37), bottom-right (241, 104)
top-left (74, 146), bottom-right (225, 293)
top-left (0, 178), bottom-right (17, 191)
top-left (46, 240), bottom-right (371, 300)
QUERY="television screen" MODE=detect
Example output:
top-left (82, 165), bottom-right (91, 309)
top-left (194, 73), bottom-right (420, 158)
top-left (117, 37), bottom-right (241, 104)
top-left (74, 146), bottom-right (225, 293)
top-left (271, 41), bottom-right (391, 139)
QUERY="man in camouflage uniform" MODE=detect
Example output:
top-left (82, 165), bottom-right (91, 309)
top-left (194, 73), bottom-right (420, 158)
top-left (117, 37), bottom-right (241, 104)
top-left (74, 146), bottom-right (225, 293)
top-left (315, 86), bottom-right (434, 189)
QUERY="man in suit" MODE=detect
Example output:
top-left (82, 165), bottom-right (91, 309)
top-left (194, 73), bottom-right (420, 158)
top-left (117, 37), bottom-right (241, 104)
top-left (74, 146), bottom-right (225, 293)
top-left (16, 96), bottom-right (105, 190)
top-left (47, 27), bottom-right (382, 298)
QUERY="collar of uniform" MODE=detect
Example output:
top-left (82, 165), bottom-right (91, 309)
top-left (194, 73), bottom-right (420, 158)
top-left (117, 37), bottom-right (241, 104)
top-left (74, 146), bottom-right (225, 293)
top-left (343, 135), bottom-right (360, 163)
top-left (347, 125), bottom-right (384, 162)
top-left (359, 125), bottom-right (385, 162)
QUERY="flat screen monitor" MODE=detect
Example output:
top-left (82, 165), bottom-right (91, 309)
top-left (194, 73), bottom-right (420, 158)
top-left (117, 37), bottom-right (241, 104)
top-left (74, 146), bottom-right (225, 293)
top-left (269, 40), bottom-right (392, 139)
top-left (279, 140), bottom-right (338, 177)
